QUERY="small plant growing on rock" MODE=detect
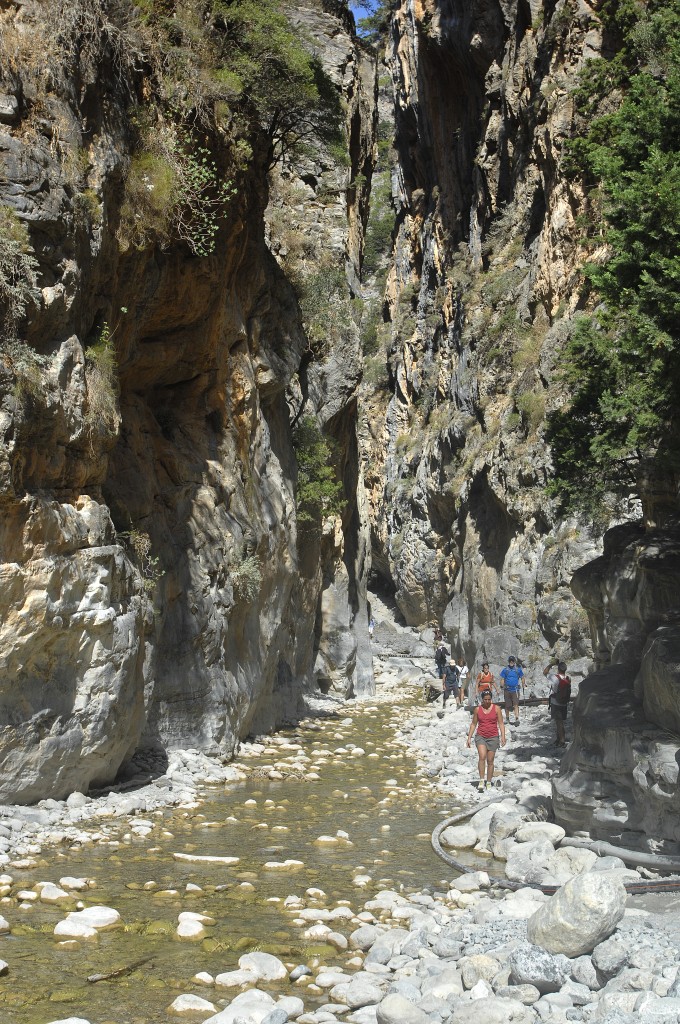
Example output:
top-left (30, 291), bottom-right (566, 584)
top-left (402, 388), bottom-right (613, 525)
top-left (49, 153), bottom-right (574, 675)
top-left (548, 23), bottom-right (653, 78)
top-left (232, 554), bottom-right (262, 602)
top-left (117, 122), bottom-right (236, 256)
top-left (0, 206), bottom-right (40, 342)
top-left (84, 321), bottom-right (120, 440)
top-left (120, 529), bottom-right (162, 594)
top-left (516, 389), bottom-right (546, 433)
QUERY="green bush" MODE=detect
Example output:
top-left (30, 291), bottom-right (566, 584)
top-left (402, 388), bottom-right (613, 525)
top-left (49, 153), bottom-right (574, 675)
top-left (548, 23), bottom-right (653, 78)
top-left (363, 355), bottom-right (390, 390)
top-left (0, 206), bottom-right (39, 341)
top-left (295, 258), bottom-right (355, 358)
top-left (516, 390), bottom-right (546, 433)
top-left (118, 123), bottom-right (235, 255)
top-left (362, 172), bottom-right (394, 279)
top-left (293, 416), bottom-right (344, 525)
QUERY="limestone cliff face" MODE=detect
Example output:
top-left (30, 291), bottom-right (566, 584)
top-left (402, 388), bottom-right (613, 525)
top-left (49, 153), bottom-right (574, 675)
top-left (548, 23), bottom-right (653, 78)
top-left (0, 0), bottom-right (375, 802)
top-left (360, 0), bottom-right (605, 677)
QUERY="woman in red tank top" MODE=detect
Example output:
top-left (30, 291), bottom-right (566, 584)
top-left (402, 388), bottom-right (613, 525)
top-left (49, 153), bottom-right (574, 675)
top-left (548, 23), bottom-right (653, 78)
top-left (465, 690), bottom-right (506, 792)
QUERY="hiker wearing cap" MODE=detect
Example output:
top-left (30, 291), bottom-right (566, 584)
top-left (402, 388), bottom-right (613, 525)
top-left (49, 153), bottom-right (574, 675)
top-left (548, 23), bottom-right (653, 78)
top-left (434, 642), bottom-right (448, 679)
top-left (544, 659), bottom-right (571, 747)
top-left (441, 659), bottom-right (460, 708)
top-left (466, 689), bottom-right (506, 791)
top-left (500, 655), bottom-right (525, 726)
top-left (475, 662), bottom-right (497, 705)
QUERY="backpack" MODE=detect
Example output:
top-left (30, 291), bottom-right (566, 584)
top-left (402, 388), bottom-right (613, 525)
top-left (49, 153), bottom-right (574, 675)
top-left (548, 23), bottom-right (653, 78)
top-left (556, 673), bottom-right (571, 703)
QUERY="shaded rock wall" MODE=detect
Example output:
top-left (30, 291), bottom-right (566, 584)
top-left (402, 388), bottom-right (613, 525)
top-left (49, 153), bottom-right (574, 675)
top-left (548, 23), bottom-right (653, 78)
top-left (553, 521), bottom-right (680, 848)
top-left (359, 0), bottom-right (606, 678)
top-left (267, 0), bottom-right (377, 697)
top-left (0, 0), bottom-right (375, 802)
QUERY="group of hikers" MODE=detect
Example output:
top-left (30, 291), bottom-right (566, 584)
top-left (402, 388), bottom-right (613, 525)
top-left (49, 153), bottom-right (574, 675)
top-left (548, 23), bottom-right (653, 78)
top-left (431, 632), bottom-right (572, 792)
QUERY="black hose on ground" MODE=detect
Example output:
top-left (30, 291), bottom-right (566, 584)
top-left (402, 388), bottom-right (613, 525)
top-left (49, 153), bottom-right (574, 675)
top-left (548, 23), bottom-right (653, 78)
top-left (431, 802), bottom-right (680, 895)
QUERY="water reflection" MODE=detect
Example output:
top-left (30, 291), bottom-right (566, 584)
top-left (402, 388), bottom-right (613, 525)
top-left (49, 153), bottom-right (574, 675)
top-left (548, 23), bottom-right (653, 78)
top-left (0, 700), bottom-right (456, 1023)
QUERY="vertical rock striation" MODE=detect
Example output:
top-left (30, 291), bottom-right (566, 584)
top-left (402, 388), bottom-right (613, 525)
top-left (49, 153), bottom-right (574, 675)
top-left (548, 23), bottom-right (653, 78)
top-left (359, 0), bottom-right (607, 675)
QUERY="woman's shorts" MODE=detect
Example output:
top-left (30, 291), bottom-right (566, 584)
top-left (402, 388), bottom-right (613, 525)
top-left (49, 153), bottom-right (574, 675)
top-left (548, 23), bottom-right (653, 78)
top-left (475, 735), bottom-right (500, 752)
top-left (504, 689), bottom-right (519, 708)
top-left (550, 703), bottom-right (568, 720)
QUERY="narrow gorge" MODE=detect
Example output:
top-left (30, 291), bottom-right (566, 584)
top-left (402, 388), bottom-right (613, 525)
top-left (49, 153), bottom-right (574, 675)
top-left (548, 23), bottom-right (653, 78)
top-left (1, 0), bottom-right (679, 872)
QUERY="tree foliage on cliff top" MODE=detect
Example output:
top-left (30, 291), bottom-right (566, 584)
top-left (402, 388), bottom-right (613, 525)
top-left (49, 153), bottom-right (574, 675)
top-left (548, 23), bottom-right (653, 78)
top-left (125, 0), bottom-right (343, 167)
top-left (13, 0), bottom-right (344, 181)
top-left (547, 0), bottom-right (680, 515)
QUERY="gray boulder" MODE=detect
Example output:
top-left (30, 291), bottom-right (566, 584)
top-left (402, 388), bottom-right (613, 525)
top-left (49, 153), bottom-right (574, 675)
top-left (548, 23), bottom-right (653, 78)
top-left (495, 984), bottom-right (541, 1004)
top-left (592, 935), bottom-right (630, 980)
top-left (350, 925), bottom-right (383, 951)
top-left (364, 928), bottom-right (410, 965)
top-left (505, 840), bottom-right (555, 884)
top-left (527, 871), bottom-right (627, 957)
top-left (636, 995), bottom-right (680, 1020)
top-left (508, 945), bottom-right (570, 994)
top-left (375, 993), bottom-right (432, 1024)
top-left (449, 996), bottom-right (534, 1023)
top-left (570, 955), bottom-right (600, 991)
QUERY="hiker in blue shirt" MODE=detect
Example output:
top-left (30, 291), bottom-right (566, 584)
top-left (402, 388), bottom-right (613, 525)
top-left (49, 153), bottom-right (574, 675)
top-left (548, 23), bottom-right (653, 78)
top-left (500, 655), bottom-right (525, 726)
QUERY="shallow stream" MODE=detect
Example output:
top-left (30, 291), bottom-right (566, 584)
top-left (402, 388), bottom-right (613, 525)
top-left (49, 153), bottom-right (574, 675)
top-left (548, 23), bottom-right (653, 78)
top-left (0, 693), bottom-right (460, 1024)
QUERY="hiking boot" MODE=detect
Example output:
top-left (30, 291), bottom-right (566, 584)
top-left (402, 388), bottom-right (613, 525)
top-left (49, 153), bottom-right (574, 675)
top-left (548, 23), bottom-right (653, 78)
top-left (485, 780), bottom-right (493, 791)
top-left (514, 719), bottom-right (520, 726)
top-left (477, 779), bottom-right (485, 792)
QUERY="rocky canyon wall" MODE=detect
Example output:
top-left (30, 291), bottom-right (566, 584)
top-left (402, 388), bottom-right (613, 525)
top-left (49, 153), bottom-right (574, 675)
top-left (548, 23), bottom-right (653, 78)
top-left (0, 0), bottom-right (375, 802)
top-left (359, 0), bottom-right (608, 679)
top-left (357, 0), bottom-right (680, 848)
top-left (553, 520), bottom-right (680, 850)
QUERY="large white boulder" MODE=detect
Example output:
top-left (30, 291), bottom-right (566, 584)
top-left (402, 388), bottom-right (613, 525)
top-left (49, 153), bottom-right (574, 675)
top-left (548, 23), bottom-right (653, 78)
top-left (440, 825), bottom-right (478, 849)
top-left (450, 996), bottom-right (533, 1023)
top-left (65, 906), bottom-right (121, 930)
top-left (540, 845), bottom-right (598, 884)
top-left (527, 871), bottom-right (627, 956)
top-left (238, 952), bottom-right (287, 982)
top-left (168, 993), bottom-right (217, 1015)
top-left (514, 822), bottom-right (566, 845)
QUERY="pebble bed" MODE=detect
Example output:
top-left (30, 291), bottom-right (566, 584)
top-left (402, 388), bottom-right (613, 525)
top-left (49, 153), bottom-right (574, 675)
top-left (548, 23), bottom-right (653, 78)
top-left (1, 649), bottom-right (680, 1024)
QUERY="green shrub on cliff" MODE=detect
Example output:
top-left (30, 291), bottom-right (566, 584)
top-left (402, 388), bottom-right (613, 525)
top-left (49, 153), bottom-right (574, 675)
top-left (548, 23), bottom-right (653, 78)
top-left (118, 123), bottom-right (235, 255)
top-left (547, 0), bottom-right (680, 512)
top-left (293, 416), bottom-right (344, 526)
top-left (0, 207), bottom-right (39, 342)
top-left (111, 0), bottom-right (343, 251)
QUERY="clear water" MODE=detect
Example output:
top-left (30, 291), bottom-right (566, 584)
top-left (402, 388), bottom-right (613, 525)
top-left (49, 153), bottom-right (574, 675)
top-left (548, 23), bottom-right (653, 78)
top-left (0, 697), bottom-right (459, 1023)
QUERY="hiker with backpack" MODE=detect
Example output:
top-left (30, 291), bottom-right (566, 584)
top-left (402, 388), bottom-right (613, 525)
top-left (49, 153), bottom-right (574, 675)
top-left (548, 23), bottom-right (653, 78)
top-left (441, 659), bottom-right (460, 709)
top-left (434, 642), bottom-right (448, 679)
top-left (544, 659), bottom-right (571, 747)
